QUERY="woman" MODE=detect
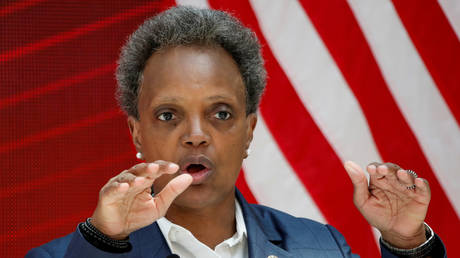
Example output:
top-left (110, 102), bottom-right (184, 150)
top-left (27, 6), bottom-right (445, 257)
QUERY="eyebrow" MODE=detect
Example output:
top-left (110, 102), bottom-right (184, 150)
top-left (206, 95), bottom-right (235, 101)
top-left (155, 95), bottom-right (235, 103)
top-left (155, 96), bottom-right (181, 103)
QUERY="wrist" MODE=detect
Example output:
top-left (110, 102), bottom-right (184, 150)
top-left (79, 218), bottom-right (132, 253)
top-left (380, 223), bottom-right (436, 257)
top-left (90, 217), bottom-right (129, 240)
top-left (380, 224), bottom-right (427, 249)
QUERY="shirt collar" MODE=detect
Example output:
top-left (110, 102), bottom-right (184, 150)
top-left (227, 198), bottom-right (247, 247)
top-left (157, 199), bottom-right (247, 248)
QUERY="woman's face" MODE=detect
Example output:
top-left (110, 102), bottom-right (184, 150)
top-left (129, 45), bottom-right (257, 209)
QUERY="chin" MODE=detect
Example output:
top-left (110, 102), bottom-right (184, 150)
top-left (173, 184), bottom-right (233, 210)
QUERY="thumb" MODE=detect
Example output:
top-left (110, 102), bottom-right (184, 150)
top-left (154, 174), bottom-right (193, 215)
top-left (344, 161), bottom-right (369, 207)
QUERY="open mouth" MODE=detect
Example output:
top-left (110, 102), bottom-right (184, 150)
top-left (179, 155), bottom-right (214, 185)
top-left (186, 164), bottom-right (207, 173)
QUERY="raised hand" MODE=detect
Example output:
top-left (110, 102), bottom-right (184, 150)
top-left (90, 161), bottom-right (193, 240)
top-left (344, 161), bottom-right (430, 249)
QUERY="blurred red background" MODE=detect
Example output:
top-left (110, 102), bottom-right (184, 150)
top-left (0, 1), bottom-right (187, 256)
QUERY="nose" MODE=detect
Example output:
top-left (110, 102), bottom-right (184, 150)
top-left (182, 117), bottom-right (210, 148)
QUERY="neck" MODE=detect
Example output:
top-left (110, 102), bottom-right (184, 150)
top-left (165, 191), bottom-right (236, 249)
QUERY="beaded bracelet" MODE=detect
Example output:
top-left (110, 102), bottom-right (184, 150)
top-left (79, 218), bottom-right (132, 253)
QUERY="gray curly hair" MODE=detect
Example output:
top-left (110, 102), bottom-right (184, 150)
top-left (116, 5), bottom-right (266, 119)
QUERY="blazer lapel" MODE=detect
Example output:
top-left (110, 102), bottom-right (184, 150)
top-left (130, 189), bottom-right (294, 258)
top-left (131, 222), bottom-right (172, 258)
top-left (236, 189), bottom-right (294, 258)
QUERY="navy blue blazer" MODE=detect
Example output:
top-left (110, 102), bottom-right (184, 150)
top-left (27, 189), bottom-right (446, 257)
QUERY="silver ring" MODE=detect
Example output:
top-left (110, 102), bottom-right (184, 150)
top-left (406, 184), bottom-right (416, 190)
top-left (406, 169), bottom-right (418, 178)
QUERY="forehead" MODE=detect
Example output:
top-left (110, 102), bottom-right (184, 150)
top-left (139, 45), bottom-right (246, 106)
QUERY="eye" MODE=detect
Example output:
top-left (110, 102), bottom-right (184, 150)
top-left (158, 112), bottom-right (175, 121)
top-left (214, 111), bottom-right (231, 120)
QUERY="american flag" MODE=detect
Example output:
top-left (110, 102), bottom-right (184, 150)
top-left (1, 0), bottom-right (459, 257)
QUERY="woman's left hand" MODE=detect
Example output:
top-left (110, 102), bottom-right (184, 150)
top-left (344, 161), bottom-right (430, 249)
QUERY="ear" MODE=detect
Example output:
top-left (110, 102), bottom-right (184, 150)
top-left (127, 116), bottom-right (143, 153)
top-left (244, 113), bottom-right (257, 158)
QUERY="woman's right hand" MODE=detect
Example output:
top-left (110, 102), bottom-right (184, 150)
top-left (90, 161), bottom-right (193, 240)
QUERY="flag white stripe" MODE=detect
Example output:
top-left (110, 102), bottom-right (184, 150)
top-left (249, 0), bottom-right (382, 170)
top-left (348, 0), bottom-right (460, 216)
top-left (243, 116), bottom-right (326, 223)
top-left (175, 0), bottom-right (209, 8)
top-left (438, 0), bottom-right (460, 40)
top-left (249, 0), bottom-right (383, 244)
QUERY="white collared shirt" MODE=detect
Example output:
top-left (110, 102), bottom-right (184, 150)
top-left (157, 200), bottom-right (248, 258)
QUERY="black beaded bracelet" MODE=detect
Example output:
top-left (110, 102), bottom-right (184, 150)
top-left (79, 218), bottom-right (132, 253)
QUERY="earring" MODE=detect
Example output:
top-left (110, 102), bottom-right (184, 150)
top-left (246, 149), bottom-right (252, 156)
top-left (136, 152), bottom-right (144, 160)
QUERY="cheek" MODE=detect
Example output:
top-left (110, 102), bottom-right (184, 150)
top-left (215, 129), bottom-right (247, 170)
top-left (141, 125), bottom-right (181, 160)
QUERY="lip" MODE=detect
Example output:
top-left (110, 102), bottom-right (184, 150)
top-left (178, 154), bottom-right (215, 185)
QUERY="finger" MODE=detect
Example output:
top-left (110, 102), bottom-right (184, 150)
top-left (415, 177), bottom-right (430, 193)
top-left (129, 161), bottom-right (179, 179)
top-left (368, 161), bottom-right (382, 168)
top-left (366, 164), bottom-right (380, 179)
top-left (368, 185), bottom-right (390, 202)
top-left (344, 161), bottom-right (370, 207)
top-left (414, 178), bottom-right (431, 203)
top-left (99, 181), bottom-right (130, 204)
top-left (114, 171), bottom-right (152, 192)
top-left (154, 174), bottom-right (193, 215)
top-left (126, 163), bottom-right (157, 178)
top-left (114, 172), bottom-right (137, 184)
top-left (376, 164), bottom-right (398, 181)
top-left (113, 162), bottom-right (173, 197)
top-left (383, 162), bottom-right (402, 172)
top-left (375, 165), bottom-right (416, 195)
top-left (396, 169), bottom-right (416, 188)
top-left (367, 165), bottom-right (390, 193)
top-left (112, 171), bottom-right (154, 197)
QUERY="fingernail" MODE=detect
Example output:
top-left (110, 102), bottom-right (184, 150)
top-left (169, 163), bottom-right (179, 171)
top-left (345, 163), bottom-right (358, 174)
top-left (148, 163), bottom-right (158, 169)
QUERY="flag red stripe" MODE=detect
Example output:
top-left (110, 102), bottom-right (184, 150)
top-left (391, 0), bottom-right (460, 126)
top-left (209, 1), bottom-right (380, 256)
top-left (298, 0), bottom-right (460, 254)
